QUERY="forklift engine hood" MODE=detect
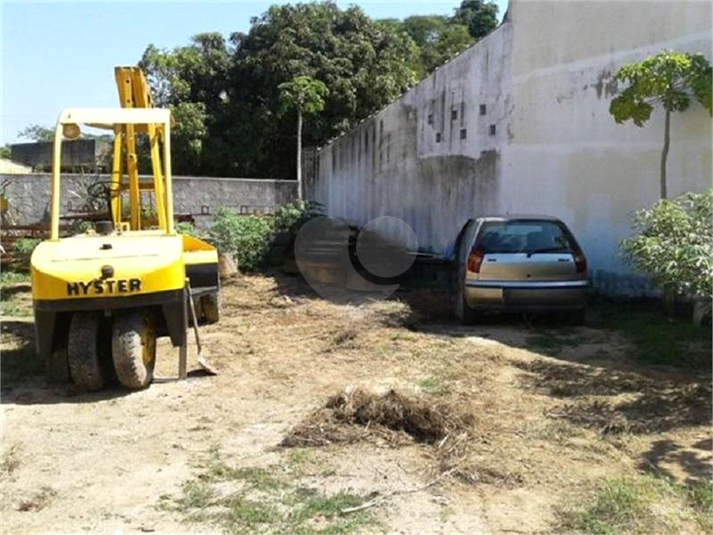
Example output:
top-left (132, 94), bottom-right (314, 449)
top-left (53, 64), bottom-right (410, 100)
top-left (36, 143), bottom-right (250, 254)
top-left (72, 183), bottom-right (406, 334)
top-left (31, 232), bottom-right (186, 300)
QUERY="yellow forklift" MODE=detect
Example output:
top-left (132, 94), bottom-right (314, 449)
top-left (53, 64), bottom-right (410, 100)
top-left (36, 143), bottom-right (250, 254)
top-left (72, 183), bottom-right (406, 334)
top-left (31, 67), bottom-right (219, 390)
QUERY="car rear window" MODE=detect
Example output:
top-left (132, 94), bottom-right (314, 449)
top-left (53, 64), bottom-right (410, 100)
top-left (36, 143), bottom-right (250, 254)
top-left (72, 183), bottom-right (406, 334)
top-left (476, 220), bottom-right (576, 254)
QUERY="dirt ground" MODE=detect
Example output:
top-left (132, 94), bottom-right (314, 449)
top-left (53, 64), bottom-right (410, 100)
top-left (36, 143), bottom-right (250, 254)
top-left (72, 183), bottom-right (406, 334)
top-left (1, 273), bottom-right (711, 534)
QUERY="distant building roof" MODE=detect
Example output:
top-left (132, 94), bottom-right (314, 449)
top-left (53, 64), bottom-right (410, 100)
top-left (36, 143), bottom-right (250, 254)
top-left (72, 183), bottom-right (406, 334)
top-left (0, 158), bottom-right (32, 174)
top-left (9, 139), bottom-right (110, 171)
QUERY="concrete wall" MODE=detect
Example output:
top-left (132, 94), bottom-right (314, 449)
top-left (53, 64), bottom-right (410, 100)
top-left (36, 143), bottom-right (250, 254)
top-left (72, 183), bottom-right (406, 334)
top-left (307, 0), bottom-right (712, 295)
top-left (1, 174), bottom-right (297, 229)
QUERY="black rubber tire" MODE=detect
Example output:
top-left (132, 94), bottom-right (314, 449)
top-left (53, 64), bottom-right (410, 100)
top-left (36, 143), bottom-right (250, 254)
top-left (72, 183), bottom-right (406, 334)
top-left (67, 312), bottom-right (104, 391)
top-left (457, 285), bottom-right (480, 325)
top-left (112, 310), bottom-right (157, 390)
top-left (570, 308), bottom-right (586, 326)
top-left (201, 291), bottom-right (221, 324)
top-left (454, 253), bottom-right (479, 325)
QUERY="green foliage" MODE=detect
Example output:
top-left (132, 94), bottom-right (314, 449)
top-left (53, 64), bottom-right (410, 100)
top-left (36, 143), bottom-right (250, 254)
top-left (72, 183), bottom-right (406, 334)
top-left (621, 190), bottom-right (712, 301)
top-left (162, 452), bottom-right (377, 535)
top-left (0, 145), bottom-right (10, 159)
top-left (0, 271), bottom-right (30, 286)
top-left (139, 2), bottom-right (420, 179)
top-left (394, 15), bottom-right (474, 76)
top-left (136, 2), bottom-right (500, 179)
top-left (274, 200), bottom-right (322, 235)
top-left (279, 76), bottom-right (329, 117)
top-left (557, 474), bottom-right (713, 535)
top-left (452, 1), bottom-right (500, 40)
top-left (610, 50), bottom-right (713, 127)
top-left (10, 238), bottom-right (40, 271)
top-left (208, 208), bottom-right (274, 271)
top-left (593, 301), bottom-right (711, 369)
top-left (13, 238), bottom-right (40, 256)
top-left (17, 124), bottom-right (54, 142)
top-left (175, 222), bottom-right (198, 236)
top-left (610, 50), bottom-right (712, 199)
top-left (140, 34), bottom-right (228, 175)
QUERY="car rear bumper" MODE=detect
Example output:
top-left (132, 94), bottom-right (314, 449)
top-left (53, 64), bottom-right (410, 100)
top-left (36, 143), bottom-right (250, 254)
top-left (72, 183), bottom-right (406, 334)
top-left (464, 279), bottom-right (588, 311)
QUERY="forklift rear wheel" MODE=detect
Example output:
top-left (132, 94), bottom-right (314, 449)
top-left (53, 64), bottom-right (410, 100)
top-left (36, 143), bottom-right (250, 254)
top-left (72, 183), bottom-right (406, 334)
top-left (67, 312), bottom-right (105, 391)
top-left (112, 310), bottom-right (157, 390)
top-left (201, 291), bottom-right (221, 324)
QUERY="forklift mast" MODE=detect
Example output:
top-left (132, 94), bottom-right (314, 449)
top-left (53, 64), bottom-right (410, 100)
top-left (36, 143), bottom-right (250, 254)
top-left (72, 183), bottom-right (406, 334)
top-left (110, 66), bottom-right (169, 232)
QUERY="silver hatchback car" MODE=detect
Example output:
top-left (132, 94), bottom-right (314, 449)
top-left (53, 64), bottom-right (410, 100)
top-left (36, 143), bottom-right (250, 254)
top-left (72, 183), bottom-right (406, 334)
top-left (454, 216), bottom-right (588, 324)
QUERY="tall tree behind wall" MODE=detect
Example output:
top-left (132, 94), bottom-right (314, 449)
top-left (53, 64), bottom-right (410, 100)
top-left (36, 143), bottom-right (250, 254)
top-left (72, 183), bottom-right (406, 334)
top-left (138, 1), bottom-right (499, 179)
top-left (141, 3), bottom-right (418, 179)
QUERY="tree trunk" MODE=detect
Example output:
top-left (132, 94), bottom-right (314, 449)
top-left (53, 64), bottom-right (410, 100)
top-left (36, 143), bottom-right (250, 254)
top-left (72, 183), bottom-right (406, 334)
top-left (660, 108), bottom-right (670, 199)
top-left (296, 110), bottom-right (303, 200)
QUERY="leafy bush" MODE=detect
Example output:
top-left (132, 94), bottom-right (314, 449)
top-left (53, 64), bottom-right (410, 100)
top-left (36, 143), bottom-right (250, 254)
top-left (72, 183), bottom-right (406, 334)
top-left (208, 208), bottom-right (274, 271)
top-left (11, 238), bottom-right (41, 271)
top-left (621, 190), bottom-right (712, 300)
top-left (274, 200), bottom-right (322, 236)
top-left (175, 222), bottom-right (198, 236)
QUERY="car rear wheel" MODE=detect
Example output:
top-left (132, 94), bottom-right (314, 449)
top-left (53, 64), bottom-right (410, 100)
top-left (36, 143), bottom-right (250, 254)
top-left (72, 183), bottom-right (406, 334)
top-left (455, 265), bottom-right (479, 325)
top-left (569, 308), bottom-right (586, 326)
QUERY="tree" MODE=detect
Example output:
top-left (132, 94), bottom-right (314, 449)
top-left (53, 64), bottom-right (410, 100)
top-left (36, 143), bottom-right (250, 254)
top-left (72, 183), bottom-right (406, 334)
top-left (0, 145), bottom-right (10, 159)
top-left (139, 3), bottom-right (421, 179)
top-left (229, 2), bottom-right (419, 178)
top-left (394, 15), bottom-right (474, 76)
top-left (279, 76), bottom-right (329, 199)
top-left (452, 1), bottom-right (499, 40)
top-left (610, 50), bottom-right (712, 199)
top-left (621, 190), bottom-right (712, 321)
top-left (139, 33), bottom-right (230, 175)
top-left (18, 124), bottom-right (54, 142)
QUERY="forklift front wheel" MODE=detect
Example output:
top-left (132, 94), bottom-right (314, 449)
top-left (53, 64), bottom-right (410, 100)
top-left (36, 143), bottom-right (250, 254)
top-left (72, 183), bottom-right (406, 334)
top-left (112, 310), bottom-right (157, 390)
top-left (67, 312), bottom-right (105, 391)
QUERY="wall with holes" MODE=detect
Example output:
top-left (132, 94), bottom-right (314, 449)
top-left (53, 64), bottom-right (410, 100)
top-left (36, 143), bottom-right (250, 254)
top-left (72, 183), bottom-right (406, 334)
top-left (0, 174), bottom-right (297, 230)
top-left (306, 0), bottom-right (712, 295)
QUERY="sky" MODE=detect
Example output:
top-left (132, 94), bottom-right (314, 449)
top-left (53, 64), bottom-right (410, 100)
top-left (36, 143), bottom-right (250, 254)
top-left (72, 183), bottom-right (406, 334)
top-left (0, 0), bottom-right (508, 146)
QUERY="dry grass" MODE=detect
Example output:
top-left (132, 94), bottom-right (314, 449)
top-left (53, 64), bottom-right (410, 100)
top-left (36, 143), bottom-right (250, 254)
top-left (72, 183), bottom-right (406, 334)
top-left (281, 387), bottom-right (473, 447)
top-left (3, 273), bottom-right (711, 534)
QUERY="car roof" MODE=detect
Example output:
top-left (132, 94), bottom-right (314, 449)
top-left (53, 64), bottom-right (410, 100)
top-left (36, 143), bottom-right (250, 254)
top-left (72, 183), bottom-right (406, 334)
top-left (478, 214), bottom-right (563, 222)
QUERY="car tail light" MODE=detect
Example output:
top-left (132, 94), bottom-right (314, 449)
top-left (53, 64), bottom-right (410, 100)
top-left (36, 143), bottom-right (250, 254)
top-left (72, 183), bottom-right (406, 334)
top-left (573, 248), bottom-right (587, 273)
top-left (467, 248), bottom-right (484, 273)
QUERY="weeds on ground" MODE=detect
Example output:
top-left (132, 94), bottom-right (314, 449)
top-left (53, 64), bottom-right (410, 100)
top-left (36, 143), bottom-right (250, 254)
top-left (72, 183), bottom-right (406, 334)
top-left (592, 302), bottom-right (711, 369)
top-left (159, 447), bottom-right (378, 535)
top-left (526, 331), bottom-right (584, 356)
top-left (556, 474), bottom-right (713, 534)
top-left (0, 271), bottom-right (30, 286)
top-left (1, 444), bottom-right (21, 475)
top-left (0, 300), bottom-right (27, 316)
top-left (417, 376), bottom-right (448, 397)
top-left (0, 273), bottom-right (32, 317)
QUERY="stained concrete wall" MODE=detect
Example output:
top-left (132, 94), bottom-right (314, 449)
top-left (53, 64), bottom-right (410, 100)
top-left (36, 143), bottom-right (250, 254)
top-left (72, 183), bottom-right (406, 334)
top-left (307, 0), bottom-right (712, 295)
top-left (307, 20), bottom-right (512, 254)
top-left (501, 0), bottom-right (712, 294)
top-left (1, 174), bottom-right (297, 229)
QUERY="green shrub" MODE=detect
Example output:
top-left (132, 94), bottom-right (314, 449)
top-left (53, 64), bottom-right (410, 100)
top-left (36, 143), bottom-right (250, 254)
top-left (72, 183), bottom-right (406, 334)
top-left (175, 222), bottom-right (198, 236)
top-left (621, 190), bottom-right (712, 301)
top-left (11, 238), bottom-right (41, 271)
top-left (273, 200), bottom-right (322, 236)
top-left (209, 208), bottom-right (274, 271)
